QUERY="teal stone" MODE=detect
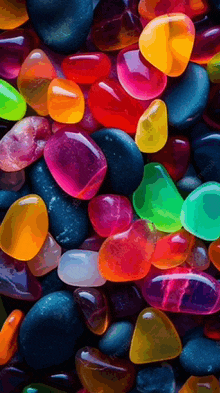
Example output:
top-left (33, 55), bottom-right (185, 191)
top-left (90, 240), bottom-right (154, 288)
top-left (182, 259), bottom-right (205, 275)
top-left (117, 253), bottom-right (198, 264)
top-left (133, 163), bottom-right (184, 232)
top-left (181, 182), bottom-right (220, 241)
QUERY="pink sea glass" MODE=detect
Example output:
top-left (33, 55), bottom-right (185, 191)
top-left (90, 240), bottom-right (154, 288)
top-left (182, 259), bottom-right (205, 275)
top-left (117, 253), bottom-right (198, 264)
top-left (88, 194), bottom-right (133, 237)
top-left (139, 266), bottom-right (220, 314)
top-left (117, 44), bottom-right (167, 100)
top-left (0, 29), bottom-right (39, 80)
top-left (0, 116), bottom-right (51, 172)
top-left (44, 127), bottom-right (107, 199)
top-left (0, 169), bottom-right (25, 191)
top-left (27, 233), bottom-right (61, 277)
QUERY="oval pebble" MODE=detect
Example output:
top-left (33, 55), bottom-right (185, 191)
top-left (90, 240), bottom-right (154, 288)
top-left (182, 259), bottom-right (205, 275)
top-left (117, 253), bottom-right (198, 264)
top-left (163, 63), bottom-right (210, 129)
top-left (136, 363), bottom-right (176, 393)
top-left (180, 337), bottom-right (220, 375)
top-left (26, 0), bottom-right (93, 54)
top-left (27, 158), bottom-right (89, 249)
top-left (92, 128), bottom-right (144, 195)
top-left (19, 291), bottom-right (85, 369)
top-left (98, 321), bottom-right (134, 357)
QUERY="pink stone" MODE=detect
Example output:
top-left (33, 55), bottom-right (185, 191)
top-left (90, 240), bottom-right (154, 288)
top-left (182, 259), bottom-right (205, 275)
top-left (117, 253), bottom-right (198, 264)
top-left (0, 116), bottom-right (52, 172)
top-left (27, 233), bottom-right (61, 277)
top-left (117, 44), bottom-right (167, 100)
top-left (44, 127), bottom-right (107, 200)
top-left (0, 169), bottom-right (25, 191)
top-left (88, 194), bottom-right (133, 237)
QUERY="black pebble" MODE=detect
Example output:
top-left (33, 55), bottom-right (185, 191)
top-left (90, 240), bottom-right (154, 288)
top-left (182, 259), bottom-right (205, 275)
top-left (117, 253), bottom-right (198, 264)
top-left (98, 321), bottom-right (134, 357)
top-left (39, 269), bottom-right (65, 297)
top-left (135, 363), bottom-right (176, 393)
top-left (176, 164), bottom-right (202, 198)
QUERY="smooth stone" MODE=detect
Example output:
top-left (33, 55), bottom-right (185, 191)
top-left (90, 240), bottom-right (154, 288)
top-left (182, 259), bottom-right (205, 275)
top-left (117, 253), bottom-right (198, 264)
top-left (99, 321), bottom-right (134, 357)
top-left (0, 296), bottom-right (7, 328)
top-left (79, 234), bottom-right (105, 252)
top-left (0, 250), bottom-right (42, 300)
top-left (136, 364), bottom-right (176, 393)
top-left (42, 370), bottom-right (81, 392)
top-left (0, 79), bottom-right (26, 121)
top-left (129, 308), bottom-right (182, 364)
top-left (0, 310), bottom-right (24, 366)
top-left (133, 163), bottom-right (184, 232)
top-left (58, 250), bottom-right (106, 287)
top-left (0, 116), bottom-right (51, 172)
top-left (186, 238), bottom-right (210, 271)
top-left (0, 0), bottom-right (28, 29)
top-left (19, 291), bottom-right (85, 369)
top-left (180, 337), bottom-right (220, 375)
top-left (176, 164), bottom-right (202, 198)
top-left (26, 0), bottom-right (93, 54)
top-left (179, 375), bottom-right (220, 393)
top-left (27, 158), bottom-right (89, 249)
top-left (207, 52), bottom-right (220, 83)
top-left (0, 194), bottom-right (48, 261)
top-left (108, 284), bottom-right (145, 319)
top-left (0, 183), bottom-right (31, 220)
top-left (0, 366), bottom-right (31, 393)
top-left (163, 63), bottom-right (210, 129)
top-left (0, 169), bottom-right (25, 191)
top-left (22, 383), bottom-right (66, 393)
top-left (40, 269), bottom-right (65, 297)
top-left (92, 128), bottom-right (144, 195)
top-left (181, 182), bottom-right (220, 241)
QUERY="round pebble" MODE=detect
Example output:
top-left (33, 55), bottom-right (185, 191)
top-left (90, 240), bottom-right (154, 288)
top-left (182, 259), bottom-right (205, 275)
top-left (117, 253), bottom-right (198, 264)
top-left (136, 363), bottom-right (176, 393)
top-left (98, 321), bottom-right (134, 357)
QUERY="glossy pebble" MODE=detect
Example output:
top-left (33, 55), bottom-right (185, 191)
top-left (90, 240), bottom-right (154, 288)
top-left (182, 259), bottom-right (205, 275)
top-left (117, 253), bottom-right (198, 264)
top-left (88, 194), bottom-right (133, 237)
top-left (0, 79), bottom-right (26, 121)
top-left (0, 169), bottom-right (25, 191)
top-left (99, 321), bottom-right (134, 357)
top-left (44, 127), bottom-right (107, 199)
top-left (136, 363), bottom-right (176, 393)
top-left (163, 63), bottom-right (210, 129)
top-left (0, 365), bottom-right (31, 393)
top-left (42, 370), bottom-right (81, 392)
top-left (0, 250), bottom-right (42, 300)
top-left (26, 0), bottom-right (93, 54)
top-left (140, 267), bottom-right (220, 314)
top-left (186, 239), bottom-right (210, 271)
top-left (179, 375), bottom-right (220, 392)
top-left (27, 233), bottom-right (61, 277)
top-left (191, 26), bottom-right (220, 64)
top-left (79, 234), bottom-right (104, 252)
top-left (177, 164), bottom-right (203, 198)
top-left (207, 52), bottom-right (220, 83)
top-left (129, 308), bottom-right (182, 364)
top-left (99, 219), bottom-right (158, 282)
top-left (135, 99), bottom-right (167, 153)
top-left (47, 78), bottom-right (85, 124)
top-left (62, 53), bottom-right (111, 84)
top-left (0, 310), bottom-right (24, 366)
top-left (0, 116), bottom-right (51, 172)
top-left (75, 347), bottom-right (136, 393)
top-left (0, 194), bottom-right (48, 261)
top-left (73, 287), bottom-right (109, 335)
top-left (22, 384), bottom-right (66, 393)
top-left (0, 0), bottom-right (28, 29)
top-left (17, 49), bottom-right (57, 116)
top-left (209, 238), bottom-right (220, 271)
top-left (181, 182), bottom-right (220, 241)
top-left (139, 13), bottom-right (195, 77)
top-left (58, 250), bottom-right (106, 287)
top-left (133, 163), bottom-right (184, 232)
top-left (19, 291), bottom-right (85, 369)
top-left (92, 128), bottom-right (144, 195)
top-left (117, 44), bottom-right (167, 100)
top-left (0, 183), bottom-right (30, 220)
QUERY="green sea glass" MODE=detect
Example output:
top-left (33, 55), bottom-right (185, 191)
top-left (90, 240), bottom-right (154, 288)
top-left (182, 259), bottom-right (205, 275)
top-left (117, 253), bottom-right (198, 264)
top-left (0, 79), bottom-right (26, 121)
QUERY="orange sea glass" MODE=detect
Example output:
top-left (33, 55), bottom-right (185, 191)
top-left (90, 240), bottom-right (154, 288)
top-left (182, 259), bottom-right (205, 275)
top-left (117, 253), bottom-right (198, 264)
top-left (0, 310), bottom-right (24, 366)
top-left (0, 194), bottom-right (49, 261)
top-left (179, 375), bottom-right (220, 392)
top-left (129, 308), bottom-right (182, 364)
top-left (17, 49), bottom-right (57, 116)
top-left (47, 78), bottom-right (85, 123)
top-left (0, 0), bottom-right (29, 30)
top-left (209, 238), bottom-right (220, 271)
top-left (139, 13), bottom-right (195, 77)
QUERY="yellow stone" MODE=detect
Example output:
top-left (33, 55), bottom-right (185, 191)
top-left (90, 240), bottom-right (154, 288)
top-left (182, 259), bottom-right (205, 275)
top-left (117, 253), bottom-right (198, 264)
top-left (135, 99), bottom-right (168, 153)
top-left (179, 375), bottom-right (220, 393)
top-left (0, 194), bottom-right (48, 261)
top-left (139, 13), bottom-right (195, 77)
top-left (129, 307), bottom-right (182, 364)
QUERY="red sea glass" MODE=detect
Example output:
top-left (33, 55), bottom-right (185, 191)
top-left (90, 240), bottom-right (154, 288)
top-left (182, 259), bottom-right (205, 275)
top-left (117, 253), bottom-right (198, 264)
top-left (139, 267), bottom-right (220, 314)
top-left (88, 78), bottom-right (145, 134)
top-left (191, 26), bottom-right (220, 64)
top-left (88, 194), bottom-right (133, 237)
top-left (62, 53), bottom-right (111, 84)
top-left (148, 136), bottom-right (190, 182)
top-left (117, 44), bottom-right (167, 100)
top-left (0, 116), bottom-right (51, 172)
top-left (44, 127), bottom-right (107, 199)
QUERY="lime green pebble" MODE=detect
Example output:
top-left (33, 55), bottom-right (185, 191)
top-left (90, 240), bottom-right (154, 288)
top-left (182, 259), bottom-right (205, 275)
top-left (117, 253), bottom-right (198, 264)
top-left (181, 182), bottom-right (220, 241)
top-left (22, 383), bottom-right (67, 393)
top-left (0, 296), bottom-right (7, 329)
top-left (207, 52), bottom-right (220, 83)
top-left (0, 79), bottom-right (26, 121)
top-left (133, 162), bottom-right (184, 232)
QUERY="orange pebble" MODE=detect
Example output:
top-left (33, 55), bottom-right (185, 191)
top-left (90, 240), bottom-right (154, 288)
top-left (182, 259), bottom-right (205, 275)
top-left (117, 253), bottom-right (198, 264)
top-left (0, 310), bottom-right (24, 366)
top-left (179, 375), bottom-right (220, 392)
top-left (209, 238), bottom-right (220, 271)
top-left (47, 78), bottom-right (85, 123)
top-left (0, 0), bottom-right (28, 30)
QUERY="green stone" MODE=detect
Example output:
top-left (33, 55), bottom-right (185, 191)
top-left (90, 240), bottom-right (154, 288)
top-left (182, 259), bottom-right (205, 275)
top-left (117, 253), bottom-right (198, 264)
top-left (207, 52), bottom-right (220, 83)
top-left (181, 182), bottom-right (220, 241)
top-left (0, 296), bottom-right (7, 329)
top-left (133, 162), bottom-right (184, 232)
top-left (0, 79), bottom-right (26, 121)
top-left (22, 383), bottom-right (66, 393)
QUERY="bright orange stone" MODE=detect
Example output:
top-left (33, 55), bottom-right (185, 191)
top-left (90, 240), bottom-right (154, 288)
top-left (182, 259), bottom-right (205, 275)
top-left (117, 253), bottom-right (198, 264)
top-left (0, 0), bottom-right (28, 30)
top-left (139, 13), bottom-right (195, 77)
top-left (129, 307), bottom-right (182, 364)
top-left (47, 78), bottom-right (85, 124)
top-left (0, 194), bottom-right (49, 261)
top-left (0, 309), bottom-right (24, 366)
top-left (179, 375), bottom-right (220, 392)
top-left (209, 238), bottom-right (220, 271)
top-left (17, 49), bottom-right (57, 116)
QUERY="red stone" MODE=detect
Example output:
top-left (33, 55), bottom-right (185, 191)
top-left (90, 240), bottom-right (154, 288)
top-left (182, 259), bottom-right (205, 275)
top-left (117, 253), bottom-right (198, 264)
top-left (191, 26), bottom-right (220, 64)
